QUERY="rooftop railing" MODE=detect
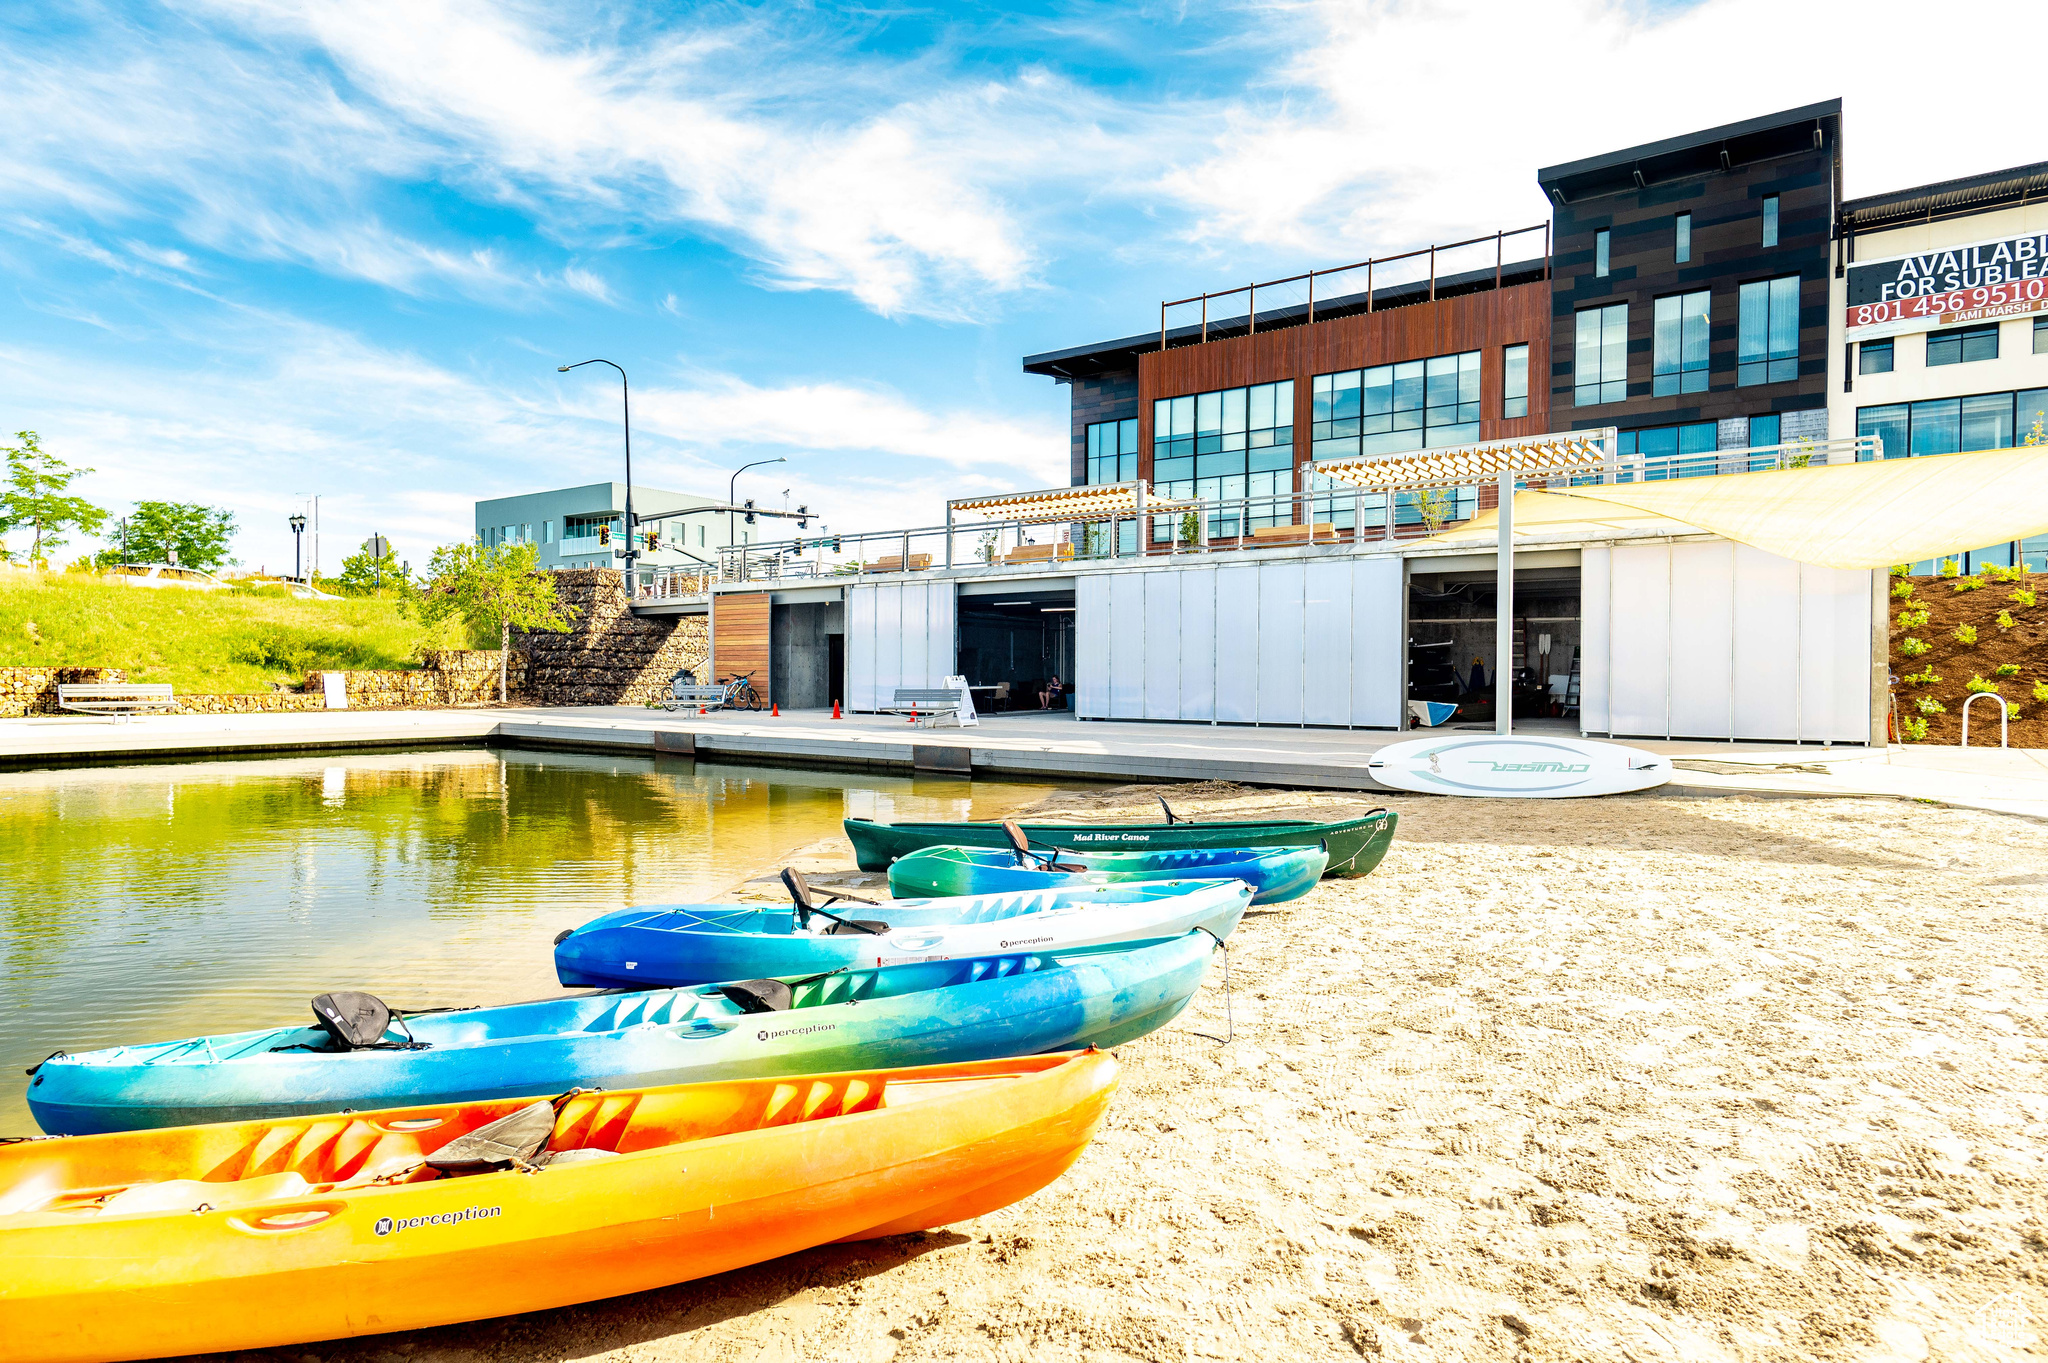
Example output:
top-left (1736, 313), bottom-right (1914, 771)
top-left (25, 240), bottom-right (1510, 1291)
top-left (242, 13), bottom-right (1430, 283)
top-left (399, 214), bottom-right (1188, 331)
top-left (1160, 223), bottom-right (1551, 349)
top-left (635, 433), bottom-right (1880, 600)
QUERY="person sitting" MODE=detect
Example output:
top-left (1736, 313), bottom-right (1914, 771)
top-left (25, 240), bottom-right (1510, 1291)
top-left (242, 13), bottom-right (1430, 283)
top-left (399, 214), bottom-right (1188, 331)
top-left (1039, 676), bottom-right (1065, 710)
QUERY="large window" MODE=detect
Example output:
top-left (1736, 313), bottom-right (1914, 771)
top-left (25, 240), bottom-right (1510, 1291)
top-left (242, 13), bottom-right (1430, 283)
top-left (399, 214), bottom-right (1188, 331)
top-left (1858, 387), bottom-right (2048, 460)
top-left (1152, 381), bottom-right (1294, 538)
top-left (1737, 275), bottom-right (1799, 386)
top-left (1926, 324), bottom-right (1998, 367)
top-left (1502, 344), bottom-right (1529, 419)
top-left (1652, 291), bottom-right (1711, 396)
top-left (1086, 418), bottom-right (1138, 483)
top-left (1310, 351), bottom-right (1479, 461)
top-left (1619, 421), bottom-right (1719, 480)
top-left (1574, 304), bottom-right (1628, 406)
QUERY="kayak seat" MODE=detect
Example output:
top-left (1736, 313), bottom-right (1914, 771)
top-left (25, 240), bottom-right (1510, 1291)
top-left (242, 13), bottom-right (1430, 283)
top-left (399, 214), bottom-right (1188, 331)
top-left (823, 919), bottom-right (890, 936)
top-left (717, 979), bottom-right (793, 1013)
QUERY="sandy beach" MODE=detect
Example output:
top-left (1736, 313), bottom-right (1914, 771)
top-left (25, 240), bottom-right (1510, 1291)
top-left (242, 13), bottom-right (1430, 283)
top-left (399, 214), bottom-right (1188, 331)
top-left (195, 782), bottom-right (2046, 1363)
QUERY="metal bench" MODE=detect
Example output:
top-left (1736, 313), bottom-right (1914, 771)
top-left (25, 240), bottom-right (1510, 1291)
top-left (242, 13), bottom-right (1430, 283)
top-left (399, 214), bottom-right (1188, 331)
top-left (661, 685), bottom-right (733, 712)
top-left (56, 684), bottom-right (177, 717)
top-left (878, 687), bottom-right (966, 727)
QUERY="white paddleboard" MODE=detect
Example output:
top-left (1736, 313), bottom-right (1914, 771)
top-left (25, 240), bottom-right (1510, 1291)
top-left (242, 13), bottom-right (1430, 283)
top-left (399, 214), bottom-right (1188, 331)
top-left (1367, 734), bottom-right (1670, 798)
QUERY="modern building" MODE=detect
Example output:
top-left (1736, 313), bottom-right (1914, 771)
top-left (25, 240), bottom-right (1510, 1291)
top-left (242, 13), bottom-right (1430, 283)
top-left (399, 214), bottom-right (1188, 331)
top-left (1540, 99), bottom-right (1839, 463)
top-left (1831, 160), bottom-right (2048, 573)
top-left (474, 483), bottom-right (758, 577)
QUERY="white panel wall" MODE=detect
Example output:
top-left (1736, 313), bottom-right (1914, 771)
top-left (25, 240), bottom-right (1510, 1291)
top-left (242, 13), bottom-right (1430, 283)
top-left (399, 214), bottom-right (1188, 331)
top-left (1606, 544), bottom-right (1672, 737)
top-left (1350, 556), bottom-right (1405, 729)
top-left (1256, 562), bottom-right (1306, 725)
top-left (1584, 541), bottom-right (1871, 743)
top-left (1668, 541), bottom-right (1736, 739)
top-left (1143, 572), bottom-right (1182, 721)
top-left (1303, 562), bottom-right (1353, 726)
top-left (1107, 572), bottom-right (1146, 718)
top-left (1068, 556), bottom-right (1404, 727)
top-left (845, 581), bottom-right (956, 710)
top-left (1213, 566), bottom-right (1260, 723)
top-left (1179, 569), bottom-right (1216, 721)
top-left (1580, 547), bottom-right (1611, 733)
top-left (1076, 574), bottom-right (1111, 718)
top-left (846, 586), bottom-right (877, 711)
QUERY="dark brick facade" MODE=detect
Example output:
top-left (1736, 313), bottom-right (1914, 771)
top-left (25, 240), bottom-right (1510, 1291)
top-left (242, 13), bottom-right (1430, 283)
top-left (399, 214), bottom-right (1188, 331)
top-left (1542, 102), bottom-right (1839, 443)
top-left (1063, 369), bottom-right (1140, 485)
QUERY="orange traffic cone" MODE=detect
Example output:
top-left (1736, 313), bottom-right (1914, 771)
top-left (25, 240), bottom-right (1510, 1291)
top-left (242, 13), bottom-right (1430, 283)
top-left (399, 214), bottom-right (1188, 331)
top-left (908, 705), bottom-right (918, 725)
top-left (832, 700), bottom-right (841, 719)
top-left (771, 702), bottom-right (779, 717)
top-left (697, 705), bottom-right (706, 716)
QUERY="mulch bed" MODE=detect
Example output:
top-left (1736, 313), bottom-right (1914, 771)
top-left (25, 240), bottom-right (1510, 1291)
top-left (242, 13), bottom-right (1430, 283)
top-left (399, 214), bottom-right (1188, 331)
top-left (1890, 571), bottom-right (2048, 745)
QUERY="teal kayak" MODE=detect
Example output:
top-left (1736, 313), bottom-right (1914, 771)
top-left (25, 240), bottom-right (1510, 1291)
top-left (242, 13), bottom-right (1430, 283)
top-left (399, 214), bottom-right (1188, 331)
top-left (26, 933), bottom-right (1221, 1136)
top-left (849, 807), bottom-right (1397, 877)
top-left (887, 843), bottom-right (1325, 905)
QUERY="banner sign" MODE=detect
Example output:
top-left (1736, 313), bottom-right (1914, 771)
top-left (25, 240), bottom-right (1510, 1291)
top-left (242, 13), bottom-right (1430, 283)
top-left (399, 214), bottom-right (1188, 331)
top-left (1846, 232), bottom-right (2048, 339)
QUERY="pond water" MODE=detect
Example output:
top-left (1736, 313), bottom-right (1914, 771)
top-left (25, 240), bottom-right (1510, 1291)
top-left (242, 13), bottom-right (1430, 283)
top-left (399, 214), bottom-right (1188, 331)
top-left (0, 748), bottom-right (1053, 1133)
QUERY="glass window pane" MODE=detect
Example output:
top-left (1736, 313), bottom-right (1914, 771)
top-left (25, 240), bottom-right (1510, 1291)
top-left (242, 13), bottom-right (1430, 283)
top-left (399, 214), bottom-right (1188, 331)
top-left (1602, 304), bottom-right (1628, 389)
top-left (1961, 326), bottom-right (1999, 363)
top-left (1222, 387), bottom-right (1246, 433)
top-left (1120, 419), bottom-right (1138, 455)
top-left (1909, 398), bottom-right (1960, 457)
top-left (2019, 388), bottom-right (2048, 443)
top-left (1682, 291), bottom-right (1711, 370)
top-left (1748, 414), bottom-right (1779, 448)
top-left (1653, 296), bottom-right (1680, 380)
top-left (1960, 392), bottom-right (2014, 451)
top-left (1171, 394), bottom-right (1194, 436)
top-left (1458, 351), bottom-right (1480, 404)
top-left (1857, 404), bottom-right (1907, 460)
top-left (1248, 384), bottom-right (1274, 432)
top-left (1575, 311), bottom-right (1603, 403)
top-left (1273, 380), bottom-right (1293, 421)
top-left (1595, 229), bottom-right (1610, 277)
top-left (1738, 280), bottom-right (1767, 364)
top-left (1675, 212), bottom-right (1691, 263)
top-left (1762, 195), bottom-right (1779, 248)
top-left (1768, 275), bottom-right (1799, 361)
top-left (1196, 391), bottom-right (1221, 435)
top-left (1859, 339), bottom-right (1893, 374)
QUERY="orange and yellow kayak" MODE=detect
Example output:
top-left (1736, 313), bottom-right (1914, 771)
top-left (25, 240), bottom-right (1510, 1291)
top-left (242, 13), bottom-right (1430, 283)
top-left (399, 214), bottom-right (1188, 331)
top-left (0, 1050), bottom-right (1117, 1363)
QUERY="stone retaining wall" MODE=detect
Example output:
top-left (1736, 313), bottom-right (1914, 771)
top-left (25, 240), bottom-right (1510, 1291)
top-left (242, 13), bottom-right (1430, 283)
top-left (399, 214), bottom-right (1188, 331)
top-left (521, 570), bottom-right (709, 706)
top-left (0, 667), bottom-right (128, 717)
top-left (304, 650), bottom-right (528, 708)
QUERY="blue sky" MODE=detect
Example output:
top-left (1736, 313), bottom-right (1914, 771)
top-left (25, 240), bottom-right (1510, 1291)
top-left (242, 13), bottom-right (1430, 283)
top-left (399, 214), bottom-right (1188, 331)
top-left (3, 0), bottom-right (2040, 573)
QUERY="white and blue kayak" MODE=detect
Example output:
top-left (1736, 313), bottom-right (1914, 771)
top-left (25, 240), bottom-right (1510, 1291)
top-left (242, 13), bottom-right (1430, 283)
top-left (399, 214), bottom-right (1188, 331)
top-left (886, 842), bottom-right (1326, 905)
top-left (554, 871), bottom-right (1250, 988)
top-left (1368, 734), bottom-right (1670, 798)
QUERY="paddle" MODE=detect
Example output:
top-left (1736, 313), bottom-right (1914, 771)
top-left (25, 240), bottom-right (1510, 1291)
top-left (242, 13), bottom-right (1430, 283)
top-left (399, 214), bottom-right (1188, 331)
top-left (1158, 796), bottom-right (1181, 825)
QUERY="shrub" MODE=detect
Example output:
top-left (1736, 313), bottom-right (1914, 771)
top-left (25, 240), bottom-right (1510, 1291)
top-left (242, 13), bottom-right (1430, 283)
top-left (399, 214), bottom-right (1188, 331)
top-left (1995, 662), bottom-right (2021, 677)
top-left (1965, 675), bottom-right (1999, 695)
top-left (2013, 588), bottom-right (2038, 608)
top-left (1898, 714), bottom-right (1929, 742)
top-left (1951, 575), bottom-right (1983, 593)
top-left (1996, 609), bottom-right (2016, 630)
top-left (1953, 623), bottom-right (1978, 644)
top-left (1889, 563), bottom-right (1909, 578)
top-left (1916, 695), bottom-right (1946, 714)
top-left (227, 625), bottom-right (386, 678)
top-left (1896, 607), bottom-right (1930, 630)
top-left (1902, 665), bottom-right (1940, 687)
top-left (1898, 636), bottom-right (1930, 657)
top-left (2035, 680), bottom-right (2048, 704)
top-left (1891, 580), bottom-right (1915, 599)
top-left (1939, 558), bottom-right (1961, 578)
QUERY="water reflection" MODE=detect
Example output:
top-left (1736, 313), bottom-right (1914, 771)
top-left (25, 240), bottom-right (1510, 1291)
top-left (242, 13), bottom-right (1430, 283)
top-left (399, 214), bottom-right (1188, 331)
top-left (0, 748), bottom-right (1051, 1132)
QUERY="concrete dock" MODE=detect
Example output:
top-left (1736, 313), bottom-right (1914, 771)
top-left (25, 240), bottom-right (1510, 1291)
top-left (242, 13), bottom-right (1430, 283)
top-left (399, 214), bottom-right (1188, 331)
top-left (4, 705), bottom-right (2045, 817)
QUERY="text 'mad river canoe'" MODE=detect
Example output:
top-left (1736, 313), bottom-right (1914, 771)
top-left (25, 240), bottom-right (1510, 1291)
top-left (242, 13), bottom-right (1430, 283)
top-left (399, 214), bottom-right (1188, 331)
top-left (847, 806), bottom-right (1397, 877)
top-left (0, 1052), bottom-right (1117, 1363)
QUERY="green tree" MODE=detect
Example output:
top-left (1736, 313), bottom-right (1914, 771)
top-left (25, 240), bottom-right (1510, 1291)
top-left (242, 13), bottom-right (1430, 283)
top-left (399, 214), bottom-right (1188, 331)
top-left (96, 501), bottom-right (237, 571)
top-left (337, 535), bottom-right (404, 596)
top-left (410, 541), bottom-right (578, 701)
top-left (0, 432), bottom-right (107, 564)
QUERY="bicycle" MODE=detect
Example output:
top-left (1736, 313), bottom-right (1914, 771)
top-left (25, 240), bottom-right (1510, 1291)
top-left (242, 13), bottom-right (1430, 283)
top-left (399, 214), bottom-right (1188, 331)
top-left (720, 671), bottom-right (764, 711)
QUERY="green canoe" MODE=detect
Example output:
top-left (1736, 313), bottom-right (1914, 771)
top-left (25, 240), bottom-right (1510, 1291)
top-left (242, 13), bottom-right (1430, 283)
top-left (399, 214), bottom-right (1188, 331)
top-left (847, 807), bottom-right (1397, 878)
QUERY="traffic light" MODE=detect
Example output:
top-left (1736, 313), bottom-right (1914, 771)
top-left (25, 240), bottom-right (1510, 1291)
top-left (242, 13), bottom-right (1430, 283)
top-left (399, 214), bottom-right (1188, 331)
top-left (596, 524), bottom-right (611, 546)
top-left (797, 504), bottom-right (809, 529)
top-left (744, 499), bottom-right (757, 525)
top-left (643, 529), bottom-right (659, 551)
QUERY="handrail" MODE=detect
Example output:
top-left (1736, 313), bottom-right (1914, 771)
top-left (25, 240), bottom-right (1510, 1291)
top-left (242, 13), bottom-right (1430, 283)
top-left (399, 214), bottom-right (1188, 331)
top-left (1160, 222), bottom-right (1550, 348)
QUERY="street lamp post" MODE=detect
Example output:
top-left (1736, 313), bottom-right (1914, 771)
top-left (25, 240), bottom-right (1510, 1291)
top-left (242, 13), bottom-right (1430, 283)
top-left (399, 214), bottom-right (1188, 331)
top-left (728, 458), bottom-right (787, 558)
top-left (289, 514), bottom-right (307, 583)
top-left (557, 359), bottom-right (638, 591)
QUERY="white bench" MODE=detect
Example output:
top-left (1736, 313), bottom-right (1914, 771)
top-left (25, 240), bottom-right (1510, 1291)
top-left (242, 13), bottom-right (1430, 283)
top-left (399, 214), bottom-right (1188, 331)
top-left (661, 684), bottom-right (732, 712)
top-left (57, 684), bottom-right (176, 716)
top-left (879, 687), bottom-right (966, 727)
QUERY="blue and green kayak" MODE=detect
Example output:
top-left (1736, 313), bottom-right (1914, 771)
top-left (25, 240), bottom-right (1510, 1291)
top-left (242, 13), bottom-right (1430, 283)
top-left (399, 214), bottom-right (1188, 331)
top-left (886, 844), bottom-right (1326, 905)
top-left (848, 807), bottom-right (1397, 876)
top-left (27, 933), bottom-right (1221, 1136)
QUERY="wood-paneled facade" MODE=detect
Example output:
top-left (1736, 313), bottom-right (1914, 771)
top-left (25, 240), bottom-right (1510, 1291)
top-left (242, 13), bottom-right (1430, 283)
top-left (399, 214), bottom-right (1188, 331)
top-left (710, 591), bottom-right (771, 692)
top-left (1132, 281), bottom-right (1552, 495)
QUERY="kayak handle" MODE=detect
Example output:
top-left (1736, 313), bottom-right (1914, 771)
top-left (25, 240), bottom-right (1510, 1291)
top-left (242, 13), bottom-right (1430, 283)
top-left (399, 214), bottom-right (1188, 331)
top-left (229, 1202), bottom-right (346, 1235)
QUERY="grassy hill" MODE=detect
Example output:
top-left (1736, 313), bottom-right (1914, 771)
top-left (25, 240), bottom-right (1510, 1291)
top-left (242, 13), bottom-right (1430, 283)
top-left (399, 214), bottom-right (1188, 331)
top-left (0, 571), bottom-right (469, 694)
